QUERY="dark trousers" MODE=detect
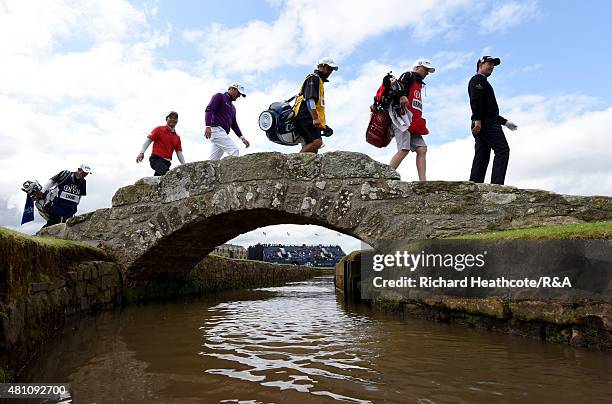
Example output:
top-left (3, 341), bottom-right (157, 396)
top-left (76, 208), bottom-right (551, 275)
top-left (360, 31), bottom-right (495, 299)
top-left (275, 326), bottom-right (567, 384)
top-left (149, 155), bottom-right (171, 176)
top-left (469, 123), bottom-right (510, 185)
top-left (293, 115), bottom-right (322, 145)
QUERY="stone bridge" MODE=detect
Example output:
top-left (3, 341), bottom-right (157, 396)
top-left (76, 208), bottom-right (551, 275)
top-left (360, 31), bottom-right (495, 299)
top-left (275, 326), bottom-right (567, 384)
top-left (39, 152), bottom-right (612, 284)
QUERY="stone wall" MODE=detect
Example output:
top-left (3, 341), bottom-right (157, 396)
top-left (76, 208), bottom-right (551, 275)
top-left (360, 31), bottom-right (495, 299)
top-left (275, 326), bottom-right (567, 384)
top-left (1, 261), bottom-right (122, 381)
top-left (124, 254), bottom-right (320, 302)
top-left (336, 251), bottom-right (612, 351)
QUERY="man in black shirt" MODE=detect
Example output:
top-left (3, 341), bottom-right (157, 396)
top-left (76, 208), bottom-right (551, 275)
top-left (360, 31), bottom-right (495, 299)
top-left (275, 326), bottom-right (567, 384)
top-left (468, 56), bottom-right (518, 185)
top-left (293, 57), bottom-right (338, 153)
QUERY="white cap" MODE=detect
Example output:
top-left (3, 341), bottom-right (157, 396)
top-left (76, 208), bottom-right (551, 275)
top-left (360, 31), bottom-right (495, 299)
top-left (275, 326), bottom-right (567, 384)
top-left (229, 83), bottom-right (246, 97)
top-left (412, 58), bottom-right (436, 73)
top-left (79, 164), bottom-right (92, 174)
top-left (317, 57), bottom-right (339, 71)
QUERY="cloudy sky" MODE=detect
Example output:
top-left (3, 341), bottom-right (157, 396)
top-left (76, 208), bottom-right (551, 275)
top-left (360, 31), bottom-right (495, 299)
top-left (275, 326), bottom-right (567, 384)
top-left (1, 0), bottom-right (611, 254)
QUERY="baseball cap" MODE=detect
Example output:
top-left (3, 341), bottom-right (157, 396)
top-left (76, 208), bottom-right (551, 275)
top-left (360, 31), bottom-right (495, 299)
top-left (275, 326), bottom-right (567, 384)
top-left (478, 56), bottom-right (501, 66)
top-left (229, 83), bottom-right (246, 97)
top-left (79, 164), bottom-right (92, 174)
top-left (412, 58), bottom-right (436, 73)
top-left (318, 57), bottom-right (339, 71)
top-left (166, 111), bottom-right (178, 119)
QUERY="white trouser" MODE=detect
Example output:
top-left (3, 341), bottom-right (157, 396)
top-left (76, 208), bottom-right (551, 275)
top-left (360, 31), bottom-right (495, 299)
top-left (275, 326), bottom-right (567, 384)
top-left (208, 126), bottom-right (240, 161)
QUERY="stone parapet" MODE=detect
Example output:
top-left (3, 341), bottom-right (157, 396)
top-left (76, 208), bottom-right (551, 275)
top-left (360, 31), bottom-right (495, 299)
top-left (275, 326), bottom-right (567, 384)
top-left (37, 152), bottom-right (612, 284)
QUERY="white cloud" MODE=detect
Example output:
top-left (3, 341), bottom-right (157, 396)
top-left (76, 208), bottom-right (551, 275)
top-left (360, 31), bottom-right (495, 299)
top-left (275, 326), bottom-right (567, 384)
top-left (480, 0), bottom-right (541, 33)
top-left (0, 0), bottom-right (146, 57)
top-left (432, 51), bottom-right (477, 72)
top-left (231, 224), bottom-right (361, 256)
top-left (183, 0), bottom-right (475, 73)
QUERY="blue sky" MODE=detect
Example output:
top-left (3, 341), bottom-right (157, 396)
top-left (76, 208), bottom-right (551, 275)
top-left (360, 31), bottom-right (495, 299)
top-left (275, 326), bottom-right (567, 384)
top-left (1, 0), bottom-right (611, 253)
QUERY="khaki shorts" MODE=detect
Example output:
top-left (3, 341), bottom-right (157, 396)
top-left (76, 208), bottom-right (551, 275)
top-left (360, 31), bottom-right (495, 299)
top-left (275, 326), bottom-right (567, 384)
top-left (393, 126), bottom-right (427, 151)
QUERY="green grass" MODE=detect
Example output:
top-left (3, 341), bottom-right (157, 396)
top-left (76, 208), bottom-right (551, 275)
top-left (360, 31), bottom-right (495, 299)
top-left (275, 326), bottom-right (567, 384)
top-left (0, 226), bottom-right (104, 252)
top-left (453, 221), bottom-right (612, 240)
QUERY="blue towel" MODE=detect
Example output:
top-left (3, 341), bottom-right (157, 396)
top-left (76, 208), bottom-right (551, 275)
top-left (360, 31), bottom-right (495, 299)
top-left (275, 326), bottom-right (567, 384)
top-left (21, 195), bottom-right (35, 224)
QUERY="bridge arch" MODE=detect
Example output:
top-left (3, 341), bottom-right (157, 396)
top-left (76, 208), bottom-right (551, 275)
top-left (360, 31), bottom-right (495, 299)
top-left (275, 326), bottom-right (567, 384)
top-left (40, 152), bottom-right (612, 283)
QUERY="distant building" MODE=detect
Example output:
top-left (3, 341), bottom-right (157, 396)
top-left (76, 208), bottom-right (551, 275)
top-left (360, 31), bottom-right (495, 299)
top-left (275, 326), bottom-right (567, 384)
top-left (248, 244), bottom-right (345, 268)
top-left (213, 244), bottom-right (247, 260)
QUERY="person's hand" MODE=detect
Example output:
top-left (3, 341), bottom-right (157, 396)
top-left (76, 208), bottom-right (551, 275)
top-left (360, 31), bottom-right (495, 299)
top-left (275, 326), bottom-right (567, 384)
top-left (312, 118), bottom-right (322, 129)
top-left (399, 96), bottom-right (408, 110)
top-left (136, 152), bottom-right (144, 163)
top-left (505, 120), bottom-right (518, 131)
top-left (242, 138), bottom-right (250, 148)
top-left (33, 191), bottom-right (44, 199)
top-left (471, 120), bottom-right (482, 136)
top-left (204, 126), bottom-right (212, 139)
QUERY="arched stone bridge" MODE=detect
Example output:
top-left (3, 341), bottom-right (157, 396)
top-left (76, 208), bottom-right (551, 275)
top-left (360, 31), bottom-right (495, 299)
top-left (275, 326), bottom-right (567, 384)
top-left (40, 152), bottom-right (612, 283)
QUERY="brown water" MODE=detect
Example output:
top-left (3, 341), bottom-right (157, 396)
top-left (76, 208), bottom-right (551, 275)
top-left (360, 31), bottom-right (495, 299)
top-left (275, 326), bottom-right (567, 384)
top-left (19, 275), bottom-right (611, 403)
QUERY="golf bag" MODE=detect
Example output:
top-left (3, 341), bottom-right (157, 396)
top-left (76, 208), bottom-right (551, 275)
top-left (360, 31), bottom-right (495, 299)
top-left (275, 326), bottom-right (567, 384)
top-left (259, 96), bottom-right (333, 146)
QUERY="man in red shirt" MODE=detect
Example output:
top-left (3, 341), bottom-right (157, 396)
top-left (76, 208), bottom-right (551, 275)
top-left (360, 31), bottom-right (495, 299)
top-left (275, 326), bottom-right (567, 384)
top-left (388, 59), bottom-right (435, 181)
top-left (136, 111), bottom-right (186, 176)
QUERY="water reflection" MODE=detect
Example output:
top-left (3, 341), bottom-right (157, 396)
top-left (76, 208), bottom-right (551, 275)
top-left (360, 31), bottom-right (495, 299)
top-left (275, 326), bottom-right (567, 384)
top-left (201, 280), bottom-right (378, 402)
top-left (19, 276), bottom-right (612, 403)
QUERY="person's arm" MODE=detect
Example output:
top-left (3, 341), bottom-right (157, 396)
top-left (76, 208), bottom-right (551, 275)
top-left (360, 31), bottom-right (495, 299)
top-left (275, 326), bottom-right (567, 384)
top-left (231, 116), bottom-right (250, 147)
top-left (175, 137), bottom-right (185, 164)
top-left (302, 75), bottom-right (321, 128)
top-left (176, 151), bottom-right (186, 164)
top-left (503, 118), bottom-right (518, 131)
top-left (136, 138), bottom-right (153, 163)
top-left (469, 76), bottom-right (485, 135)
top-left (230, 114), bottom-right (244, 139)
top-left (306, 99), bottom-right (322, 128)
top-left (496, 114), bottom-right (517, 130)
top-left (40, 179), bottom-right (57, 193)
top-left (204, 93), bottom-right (221, 138)
top-left (34, 178), bottom-right (57, 199)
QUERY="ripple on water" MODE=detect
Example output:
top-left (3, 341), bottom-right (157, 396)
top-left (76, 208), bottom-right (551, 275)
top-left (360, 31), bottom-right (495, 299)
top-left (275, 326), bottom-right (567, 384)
top-left (200, 277), bottom-right (379, 401)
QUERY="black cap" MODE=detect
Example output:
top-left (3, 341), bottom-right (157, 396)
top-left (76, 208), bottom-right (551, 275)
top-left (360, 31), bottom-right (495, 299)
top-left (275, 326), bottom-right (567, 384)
top-left (477, 56), bottom-right (501, 68)
top-left (166, 111), bottom-right (178, 119)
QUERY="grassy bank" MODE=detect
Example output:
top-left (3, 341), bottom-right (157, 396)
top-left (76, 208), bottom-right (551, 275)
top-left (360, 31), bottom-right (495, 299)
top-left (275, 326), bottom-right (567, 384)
top-left (0, 227), bottom-right (104, 251)
top-left (453, 220), bottom-right (612, 240)
top-left (0, 227), bottom-right (109, 301)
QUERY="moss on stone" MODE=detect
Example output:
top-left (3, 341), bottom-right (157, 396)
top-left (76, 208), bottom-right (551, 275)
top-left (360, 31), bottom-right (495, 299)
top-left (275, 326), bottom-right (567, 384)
top-left (453, 220), bottom-right (612, 240)
top-left (338, 250), bottom-right (362, 265)
top-left (1, 226), bottom-right (110, 302)
top-left (0, 227), bottom-right (104, 251)
top-left (0, 365), bottom-right (7, 383)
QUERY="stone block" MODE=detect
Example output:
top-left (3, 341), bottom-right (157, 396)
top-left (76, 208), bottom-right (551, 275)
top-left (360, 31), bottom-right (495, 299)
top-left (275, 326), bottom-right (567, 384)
top-left (101, 290), bottom-right (112, 304)
top-left (59, 288), bottom-right (71, 306)
top-left (509, 301), bottom-right (579, 325)
top-left (31, 282), bottom-right (51, 293)
top-left (440, 297), bottom-right (510, 319)
top-left (103, 274), bottom-right (116, 289)
top-left (86, 284), bottom-right (98, 296)
top-left (76, 281), bottom-right (86, 298)
top-left (112, 177), bottom-right (162, 207)
top-left (218, 152), bottom-right (286, 183)
top-left (320, 151), bottom-right (400, 179)
top-left (96, 262), bottom-right (114, 277)
top-left (3, 300), bottom-right (25, 345)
